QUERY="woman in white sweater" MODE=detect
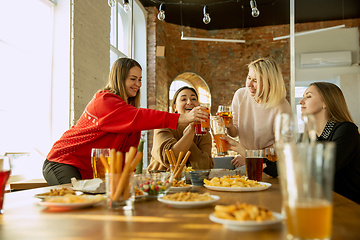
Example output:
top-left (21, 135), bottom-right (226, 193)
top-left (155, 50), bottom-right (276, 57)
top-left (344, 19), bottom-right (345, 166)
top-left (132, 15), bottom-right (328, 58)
top-left (225, 58), bottom-right (291, 177)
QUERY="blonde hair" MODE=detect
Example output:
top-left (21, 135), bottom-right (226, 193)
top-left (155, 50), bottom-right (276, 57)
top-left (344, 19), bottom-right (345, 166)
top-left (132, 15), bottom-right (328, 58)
top-left (310, 82), bottom-right (354, 123)
top-left (248, 58), bottom-right (287, 108)
top-left (101, 58), bottom-right (142, 108)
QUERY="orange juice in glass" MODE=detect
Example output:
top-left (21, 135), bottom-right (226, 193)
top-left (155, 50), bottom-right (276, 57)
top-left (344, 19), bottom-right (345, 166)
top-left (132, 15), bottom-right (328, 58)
top-left (200, 103), bottom-right (210, 132)
top-left (217, 105), bottom-right (232, 127)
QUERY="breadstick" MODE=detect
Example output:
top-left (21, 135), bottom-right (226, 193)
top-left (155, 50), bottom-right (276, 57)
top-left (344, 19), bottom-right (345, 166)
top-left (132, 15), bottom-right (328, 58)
top-left (112, 147), bottom-right (137, 201)
top-left (99, 154), bottom-right (110, 172)
top-left (174, 151), bottom-right (184, 174)
top-left (109, 149), bottom-right (116, 198)
top-left (174, 151), bottom-right (191, 179)
top-left (130, 151), bottom-right (143, 172)
top-left (169, 149), bottom-right (177, 172)
top-left (165, 149), bottom-right (175, 172)
top-left (116, 151), bottom-right (123, 175)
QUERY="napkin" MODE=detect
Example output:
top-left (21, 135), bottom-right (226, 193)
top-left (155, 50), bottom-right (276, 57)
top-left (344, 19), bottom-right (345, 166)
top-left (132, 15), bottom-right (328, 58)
top-left (71, 178), bottom-right (106, 194)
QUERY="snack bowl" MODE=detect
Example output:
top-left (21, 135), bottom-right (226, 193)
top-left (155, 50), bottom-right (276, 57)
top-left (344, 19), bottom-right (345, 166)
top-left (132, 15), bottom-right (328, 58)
top-left (134, 172), bottom-right (172, 197)
top-left (189, 170), bottom-right (210, 186)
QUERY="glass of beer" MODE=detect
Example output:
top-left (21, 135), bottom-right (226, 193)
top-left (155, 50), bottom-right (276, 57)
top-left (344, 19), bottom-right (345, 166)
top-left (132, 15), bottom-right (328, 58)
top-left (200, 103), bottom-right (211, 132)
top-left (210, 116), bottom-right (228, 156)
top-left (217, 105), bottom-right (232, 127)
top-left (276, 142), bottom-right (335, 240)
top-left (265, 147), bottom-right (278, 162)
top-left (245, 149), bottom-right (264, 181)
top-left (91, 148), bottom-right (110, 179)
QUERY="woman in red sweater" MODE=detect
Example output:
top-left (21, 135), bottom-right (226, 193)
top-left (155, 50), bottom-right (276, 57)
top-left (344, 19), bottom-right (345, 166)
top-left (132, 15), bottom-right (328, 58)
top-left (43, 58), bottom-right (208, 185)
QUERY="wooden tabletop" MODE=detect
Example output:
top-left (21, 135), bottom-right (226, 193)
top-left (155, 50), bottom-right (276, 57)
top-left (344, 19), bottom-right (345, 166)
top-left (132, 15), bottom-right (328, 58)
top-left (1, 175), bottom-right (360, 240)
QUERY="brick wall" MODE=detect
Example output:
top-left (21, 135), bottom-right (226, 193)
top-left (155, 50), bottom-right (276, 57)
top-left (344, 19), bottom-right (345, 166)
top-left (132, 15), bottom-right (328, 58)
top-left (146, 5), bottom-right (360, 160)
top-left (72, 0), bottom-right (110, 122)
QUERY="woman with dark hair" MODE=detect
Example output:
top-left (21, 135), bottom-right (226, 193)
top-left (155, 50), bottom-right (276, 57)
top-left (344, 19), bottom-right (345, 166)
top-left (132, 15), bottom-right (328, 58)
top-left (148, 86), bottom-right (214, 171)
top-left (43, 58), bottom-right (208, 185)
top-left (299, 82), bottom-right (360, 204)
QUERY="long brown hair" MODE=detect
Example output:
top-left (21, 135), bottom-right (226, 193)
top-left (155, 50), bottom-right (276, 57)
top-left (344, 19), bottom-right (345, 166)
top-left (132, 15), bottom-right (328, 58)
top-left (310, 82), bottom-right (354, 123)
top-left (171, 86), bottom-right (199, 113)
top-left (248, 58), bottom-right (287, 108)
top-left (102, 58), bottom-right (142, 108)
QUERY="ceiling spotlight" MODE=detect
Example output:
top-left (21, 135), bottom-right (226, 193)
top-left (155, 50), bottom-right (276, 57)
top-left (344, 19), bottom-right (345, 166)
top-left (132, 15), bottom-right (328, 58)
top-left (157, 3), bottom-right (165, 21)
top-left (108, 0), bottom-right (116, 7)
top-left (203, 5), bottom-right (211, 24)
top-left (250, 0), bottom-right (260, 17)
top-left (123, 0), bottom-right (131, 13)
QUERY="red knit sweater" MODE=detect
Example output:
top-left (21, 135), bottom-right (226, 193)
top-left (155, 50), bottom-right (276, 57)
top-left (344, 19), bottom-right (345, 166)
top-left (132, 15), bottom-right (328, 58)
top-left (47, 91), bottom-right (179, 179)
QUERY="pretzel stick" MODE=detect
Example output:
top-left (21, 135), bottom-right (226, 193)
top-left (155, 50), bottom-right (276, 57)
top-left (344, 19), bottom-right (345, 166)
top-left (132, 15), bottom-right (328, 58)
top-left (174, 151), bottom-right (191, 179)
top-left (174, 151), bottom-right (184, 174)
top-left (165, 149), bottom-right (175, 172)
top-left (99, 154), bottom-right (110, 173)
top-left (112, 147), bottom-right (137, 201)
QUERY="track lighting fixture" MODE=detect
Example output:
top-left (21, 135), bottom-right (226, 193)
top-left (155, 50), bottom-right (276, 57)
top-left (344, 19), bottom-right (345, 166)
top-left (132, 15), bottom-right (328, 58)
top-left (108, 0), bottom-right (116, 7)
top-left (158, 3), bottom-right (165, 21)
top-left (203, 5), bottom-right (211, 24)
top-left (250, 0), bottom-right (260, 17)
top-left (123, 0), bottom-right (131, 13)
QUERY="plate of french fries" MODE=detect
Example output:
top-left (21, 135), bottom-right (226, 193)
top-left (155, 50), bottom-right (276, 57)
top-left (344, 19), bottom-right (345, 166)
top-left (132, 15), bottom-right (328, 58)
top-left (157, 192), bottom-right (219, 208)
top-left (169, 179), bottom-right (192, 192)
top-left (35, 187), bottom-right (83, 199)
top-left (38, 194), bottom-right (106, 211)
top-left (203, 176), bottom-right (271, 192)
top-left (209, 203), bottom-right (283, 231)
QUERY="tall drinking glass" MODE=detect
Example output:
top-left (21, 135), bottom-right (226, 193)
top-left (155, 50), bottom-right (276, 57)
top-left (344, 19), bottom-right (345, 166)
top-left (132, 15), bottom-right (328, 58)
top-left (91, 148), bottom-right (111, 179)
top-left (200, 103), bottom-right (211, 132)
top-left (277, 142), bottom-right (335, 240)
top-left (0, 156), bottom-right (11, 214)
top-left (217, 105), bottom-right (232, 127)
top-left (245, 149), bottom-right (264, 181)
top-left (210, 116), bottom-right (228, 156)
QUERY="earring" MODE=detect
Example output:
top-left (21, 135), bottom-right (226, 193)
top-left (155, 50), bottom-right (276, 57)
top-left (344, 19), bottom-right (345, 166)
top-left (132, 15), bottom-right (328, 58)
top-left (323, 107), bottom-right (326, 109)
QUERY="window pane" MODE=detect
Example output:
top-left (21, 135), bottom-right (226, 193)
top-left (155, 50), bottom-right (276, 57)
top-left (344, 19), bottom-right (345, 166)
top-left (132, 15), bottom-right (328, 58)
top-left (117, 3), bottom-right (129, 56)
top-left (0, 0), bottom-right (53, 156)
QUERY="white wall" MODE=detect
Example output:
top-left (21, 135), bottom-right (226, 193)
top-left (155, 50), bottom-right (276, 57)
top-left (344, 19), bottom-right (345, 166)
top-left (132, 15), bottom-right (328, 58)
top-left (295, 27), bottom-right (360, 127)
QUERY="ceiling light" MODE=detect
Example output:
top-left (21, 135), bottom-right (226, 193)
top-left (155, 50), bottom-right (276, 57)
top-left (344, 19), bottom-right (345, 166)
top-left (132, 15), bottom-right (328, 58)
top-left (123, 0), bottom-right (131, 13)
top-left (250, 0), bottom-right (260, 17)
top-left (158, 3), bottom-right (165, 21)
top-left (273, 24), bottom-right (346, 40)
top-left (203, 6), bottom-right (211, 24)
top-left (108, 0), bottom-right (116, 7)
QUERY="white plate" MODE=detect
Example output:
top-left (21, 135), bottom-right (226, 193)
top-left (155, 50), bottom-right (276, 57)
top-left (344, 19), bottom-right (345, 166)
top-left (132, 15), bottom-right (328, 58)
top-left (157, 195), bottom-right (220, 208)
top-left (34, 191), bottom-right (83, 200)
top-left (209, 212), bottom-right (283, 231)
top-left (204, 182), bottom-right (271, 192)
top-left (37, 197), bottom-right (105, 211)
top-left (168, 185), bottom-right (192, 192)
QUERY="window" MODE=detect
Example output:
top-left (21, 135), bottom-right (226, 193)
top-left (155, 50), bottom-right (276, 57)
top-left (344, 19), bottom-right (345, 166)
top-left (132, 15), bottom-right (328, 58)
top-left (0, 0), bottom-right (55, 179)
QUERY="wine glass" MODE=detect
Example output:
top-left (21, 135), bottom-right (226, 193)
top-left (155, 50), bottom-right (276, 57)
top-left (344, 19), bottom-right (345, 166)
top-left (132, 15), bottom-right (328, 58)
top-left (0, 156), bottom-right (11, 214)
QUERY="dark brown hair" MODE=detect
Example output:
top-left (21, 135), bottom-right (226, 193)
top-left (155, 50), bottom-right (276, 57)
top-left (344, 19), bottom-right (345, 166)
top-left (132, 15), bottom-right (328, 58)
top-left (171, 86), bottom-right (198, 113)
